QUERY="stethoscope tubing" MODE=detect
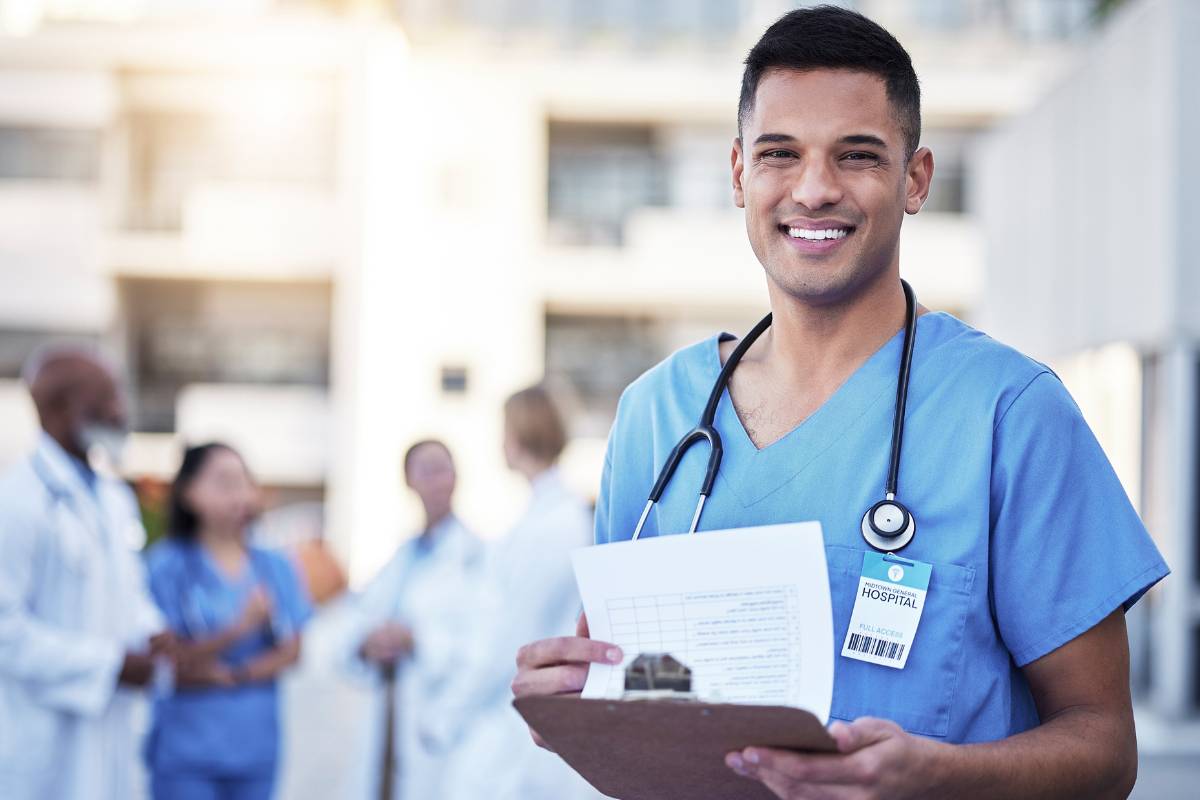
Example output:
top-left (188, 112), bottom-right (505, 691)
top-left (884, 280), bottom-right (917, 500)
top-left (632, 280), bottom-right (918, 546)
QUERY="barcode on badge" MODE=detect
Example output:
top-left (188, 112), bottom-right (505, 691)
top-left (847, 632), bottom-right (906, 662)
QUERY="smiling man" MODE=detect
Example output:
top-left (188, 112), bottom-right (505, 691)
top-left (512, 6), bottom-right (1167, 799)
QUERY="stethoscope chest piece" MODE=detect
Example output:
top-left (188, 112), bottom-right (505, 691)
top-left (860, 498), bottom-right (916, 552)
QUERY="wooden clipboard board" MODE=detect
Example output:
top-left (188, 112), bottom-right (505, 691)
top-left (513, 694), bottom-right (836, 800)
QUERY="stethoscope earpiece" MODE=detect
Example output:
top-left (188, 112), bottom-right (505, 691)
top-left (860, 498), bottom-right (916, 552)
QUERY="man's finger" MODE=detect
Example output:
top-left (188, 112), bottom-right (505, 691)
top-left (733, 760), bottom-right (850, 800)
top-left (528, 726), bottom-right (552, 751)
top-left (511, 664), bottom-right (590, 698)
top-left (829, 717), bottom-right (898, 754)
top-left (515, 636), bottom-right (621, 670)
top-left (736, 747), bottom-right (864, 785)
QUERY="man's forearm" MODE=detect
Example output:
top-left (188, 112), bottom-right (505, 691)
top-left (926, 706), bottom-right (1137, 799)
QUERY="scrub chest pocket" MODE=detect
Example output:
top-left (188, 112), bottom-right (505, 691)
top-left (825, 544), bottom-right (975, 738)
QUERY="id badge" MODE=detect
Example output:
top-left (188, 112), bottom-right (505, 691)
top-left (840, 551), bottom-right (931, 670)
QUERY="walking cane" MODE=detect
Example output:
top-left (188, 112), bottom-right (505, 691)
top-left (379, 660), bottom-right (399, 800)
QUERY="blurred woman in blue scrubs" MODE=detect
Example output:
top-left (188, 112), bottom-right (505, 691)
top-left (146, 443), bottom-right (312, 800)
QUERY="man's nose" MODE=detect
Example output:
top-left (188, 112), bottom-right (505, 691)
top-left (789, 157), bottom-right (844, 211)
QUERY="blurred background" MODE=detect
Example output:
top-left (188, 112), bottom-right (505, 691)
top-left (0, 0), bottom-right (1195, 797)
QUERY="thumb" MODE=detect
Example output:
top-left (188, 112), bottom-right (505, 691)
top-left (828, 717), bottom-right (897, 754)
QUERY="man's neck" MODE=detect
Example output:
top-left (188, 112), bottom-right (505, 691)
top-left (759, 274), bottom-right (908, 383)
top-left (721, 271), bottom-right (915, 450)
top-left (47, 427), bottom-right (88, 464)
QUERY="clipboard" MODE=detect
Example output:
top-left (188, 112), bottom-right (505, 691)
top-left (513, 694), bottom-right (837, 800)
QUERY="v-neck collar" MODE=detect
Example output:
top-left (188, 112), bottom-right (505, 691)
top-left (195, 543), bottom-right (254, 587)
top-left (690, 314), bottom-right (937, 508)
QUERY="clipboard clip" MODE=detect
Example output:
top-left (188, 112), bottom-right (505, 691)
top-left (622, 653), bottom-right (698, 701)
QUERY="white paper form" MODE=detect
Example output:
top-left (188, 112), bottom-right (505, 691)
top-left (572, 522), bottom-right (833, 722)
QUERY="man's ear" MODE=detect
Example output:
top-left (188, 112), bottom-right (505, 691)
top-left (732, 137), bottom-right (746, 209)
top-left (904, 146), bottom-right (934, 215)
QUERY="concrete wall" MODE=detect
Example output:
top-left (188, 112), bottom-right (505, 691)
top-left (975, 0), bottom-right (1183, 359)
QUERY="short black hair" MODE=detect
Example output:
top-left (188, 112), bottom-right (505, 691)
top-left (738, 5), bottom-right (921, 158)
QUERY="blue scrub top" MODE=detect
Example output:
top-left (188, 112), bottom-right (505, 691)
top-left (145, 540), bottom-right (313, 776)
top-left (595, 312), bottom-right (1168, 743)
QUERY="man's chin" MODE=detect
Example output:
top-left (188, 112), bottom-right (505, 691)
top-left (765, 263), bottom-right (863, 306)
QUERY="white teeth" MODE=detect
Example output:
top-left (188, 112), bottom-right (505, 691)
top-left (787, 227), bottom-right (849, 240)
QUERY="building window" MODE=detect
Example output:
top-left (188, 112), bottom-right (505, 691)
top-left (905, 0), bottom-right (1100, 38)
top-left (393, 0), bottom-right (752, 49)
top-left (440, 364), bottom-right (470, 395)
top-left (919, 127), bottom-right (977, 214)
top-left (544, 312), bottom-right (756, 436)
top-left (120, 279), bottom-right (332, 432)
top-left (0, 330), bottom-right (100, 379)
top-left (125, 111), bottom-right (335, 232)
top-left (0, 127), bottom-right (99, 181)
top-left (547, 122), bottom-right (668, 246)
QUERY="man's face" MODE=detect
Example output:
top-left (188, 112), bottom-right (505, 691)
top-left (733, 68), bottom-right (931, 306)
top-left (69, 368), bottom-right (129, 463)
top-left (77, 369), bottom-right (127, 432)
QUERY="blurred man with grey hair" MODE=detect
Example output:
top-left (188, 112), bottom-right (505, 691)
top-left (0, 344), bottom-right (167, 799)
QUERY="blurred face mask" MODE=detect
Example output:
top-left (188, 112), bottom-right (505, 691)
top-left (78, 422), bottom-right (129, 467)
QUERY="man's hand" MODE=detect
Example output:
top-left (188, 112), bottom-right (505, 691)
top-left (360, 622), bottom-right (415, 665)
top-left (726, 717), bottom-right (943, 800)
top-left (148, 630), bottom-right (178, 657)
top-left (117, 651), bottom-right (156, 687)
top-left (511, 613), bottom-right (623, 750)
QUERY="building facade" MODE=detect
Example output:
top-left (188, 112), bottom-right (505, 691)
top-left (0, 0), bottom-right (1096, 586)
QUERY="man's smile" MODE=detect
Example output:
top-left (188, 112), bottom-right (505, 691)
top-left (777, 218), bottom-right (857, 253)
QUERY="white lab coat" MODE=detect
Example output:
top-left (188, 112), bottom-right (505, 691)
top-left (0, 433), bottom-right (164, 800)
top-left (431, 468), bottom-right (608, 800)
top-left (336, 515), bottom-right (483, 800)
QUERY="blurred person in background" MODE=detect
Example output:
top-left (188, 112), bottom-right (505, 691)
top-left (144, 443), bottom-right (313, 800)
top-left (426, 384), bottom-right (599, 800)
top-left (336, 439), bottom-right (482, 800)
top-left (0, 344), bottom-right (167, 800)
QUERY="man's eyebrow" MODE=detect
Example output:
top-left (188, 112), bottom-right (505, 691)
top-left (840, 134), bottom-right (888, 148)
top-left (751, 133), bottom-right (890, 148)
top-left (752, 133), bottom-right (796, 145)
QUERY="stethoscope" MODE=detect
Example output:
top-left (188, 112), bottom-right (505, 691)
top-left (631, 279), bottom-right (919, 553)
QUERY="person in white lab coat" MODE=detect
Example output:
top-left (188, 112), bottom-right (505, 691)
top-left (429, 384), bottom-right (602, 800)
top-left (336, 439), bottom-right (482, 800)
top-left (0, 345), bottom-right (167, 800)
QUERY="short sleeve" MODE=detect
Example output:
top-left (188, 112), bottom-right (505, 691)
top-left (593, 443), bottom-right (615, 546)
top-left (266, 551), bottom-right (314, 637)
top-left (145, 544), bottom-right (189, 635)
top-left (989, 372), bottom-right (1169, 667)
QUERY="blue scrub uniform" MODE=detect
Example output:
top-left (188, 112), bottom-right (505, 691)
top-left (596, 312), bottom-right (1168, 743)
top-left (145, 541), bottom-right (313, 799)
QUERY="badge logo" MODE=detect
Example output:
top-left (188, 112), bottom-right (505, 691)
top-left (887, 564), bottom-right (905, 582)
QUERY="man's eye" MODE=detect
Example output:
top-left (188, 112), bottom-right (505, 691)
top-left (761, 150), bottom-right (795, 160)
top-left (844, 152), bottom-right (880, 162)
